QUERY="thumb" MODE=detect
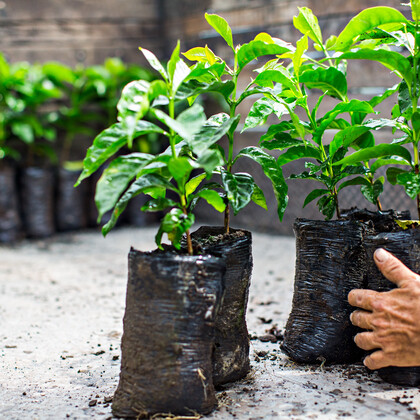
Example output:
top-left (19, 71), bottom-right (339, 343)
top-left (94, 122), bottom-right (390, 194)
top-left (374, 248), bottom-right (419, 288)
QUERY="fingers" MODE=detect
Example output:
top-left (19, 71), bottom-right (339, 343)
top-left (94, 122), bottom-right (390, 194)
top-left (354, 331), bottom-right (381, 351)
top-left (348, 289), bottom-right (381, 311)
top-left (374, 248), bottom-right (419, 287)
top-left (350, 310), bottom-right (374, 330)
top-left (363, 350), bottom-right (388, 370)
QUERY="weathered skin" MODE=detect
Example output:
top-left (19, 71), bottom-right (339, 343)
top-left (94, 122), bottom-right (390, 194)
top-left (349, 248), bottom-right (420, 370)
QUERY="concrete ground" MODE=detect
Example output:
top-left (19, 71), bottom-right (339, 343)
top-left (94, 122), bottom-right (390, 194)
top-left (0, 226), bottom-right (419, 420)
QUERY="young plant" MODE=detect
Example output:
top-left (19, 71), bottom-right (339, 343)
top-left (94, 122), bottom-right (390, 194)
top-left (182, 13), bottom-right (289, 231)
top-left (75, 42), bottom-right (240, 254)
top-left (332, 2), bottom-right (420, 219)
top-left (244, 7), bottom-right (378, 219)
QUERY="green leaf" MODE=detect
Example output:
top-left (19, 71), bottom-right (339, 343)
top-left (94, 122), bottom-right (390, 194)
top-left (183, 46), bottom-right (219, 64)
top-left (139, 47), bottom-right (168, 80)
top-left (167, 156), bottom-right (194, 189)
top-left (205, 14), bottom-right (234, 50)
top-left (189, 113), bottom-right (240, 155)
top-left (260, 134), bottom-right (304, 151)
top-left (293, 7), bottom-right (323, 45)
top-left (371, 157), bottom-right (410, 173)
top-left (243, 97), bottom-right (287, 131)
top-left (412, 111), bottom-right (420, 133)
top-left (156, 209), bottom-right (195, 250)
top-left (333, 7), bottom-right (408, 51)
top-left (168, 40), bottom-right (181, 82)
top-left (387, 167), bottom-right (408, 185)
top-left (361, 177), bottom-right (384, 204)
top-left (185, 173), bottom-right (207, 197)
top-left (260, 121), bottom-right (295, 143)
top-left (293, 36), bottom-right (308, 77)
top-left (76, 121), bottom-right (164, 186)
top-left (11, 122), bottom-right (34, 144)
top-left (141, 197), bottom-right (177, 212)
top-left (396, 171), bottom-right (420, 199)
top-left (253, 68), bottom-right (296, 90)
top-left (237, 41), bottom-right (290, 73)
top-left (318, 194), bottom-right (337, 220)
top-left (412, 0), bottom-right (420, 21)
top-left (185, 62), bottom-right (226, 83)
top-left (329, 125), bottom-right (371, 159)
top-left (196, 189), bottom-right (226, 212)
top-left (251, 184), bottom-right (267, 210)
top-left (277, 145), bottom-right (322, 166)
top-left (300, 67), bottom-right (347, 100)
top-left (176, 79), bottom-right (235, 102)
top-left (196, 148), bottom-right (226, 176)
top-left (338, 49), bottom-right (412, 85)
top-left (303, 188), bottom-right (328, 207)
top-left (334, 144), bottom-right (413, 167)
top-left (95, 153), bottom-right (154, 221)
top-left (102, 173), bottom-right (176, 236)
top-left (337, 176), bottom-right (371, 192)
top-left (314, 100), bottom-right (375, 145)
top-left (235, 146), bottom-right (288, 220)
top-left (220, 171), bottom-right (255, 215)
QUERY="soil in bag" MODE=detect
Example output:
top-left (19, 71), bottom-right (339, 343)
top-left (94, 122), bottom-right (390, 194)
top-left (364, 227), bottom-right (420, 387)
top-left (0, 165), bottom-right (21, 243)
top-left (187, 226), bottom-right (252, 386)
top-left (56, 167), bottom-right (87, 231)
top-left (20, 166), bottom-right (55, 238)
top-left (112, 247), bottom-right (225, 418)
top-left (282, 218), bottom-right (369, 364)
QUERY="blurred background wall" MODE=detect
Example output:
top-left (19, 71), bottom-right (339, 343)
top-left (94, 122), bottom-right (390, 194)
top-left (1, 0), bottom-right (414, 234)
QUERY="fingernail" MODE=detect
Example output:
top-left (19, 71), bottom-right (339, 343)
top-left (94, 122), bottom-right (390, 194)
top-left (375, 248), bottom-right (389, 263)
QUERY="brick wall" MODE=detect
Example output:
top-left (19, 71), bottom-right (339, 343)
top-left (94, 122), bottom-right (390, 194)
top-left (0, 0), bottom-right (161, 65)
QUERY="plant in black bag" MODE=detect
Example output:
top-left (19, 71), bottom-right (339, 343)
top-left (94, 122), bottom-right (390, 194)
top-left (76, 41), bottom-right (240, 417)
top-left (330, 1), bottom-right (420, 386)
top-left (250, 7), bottom-right (387, 365)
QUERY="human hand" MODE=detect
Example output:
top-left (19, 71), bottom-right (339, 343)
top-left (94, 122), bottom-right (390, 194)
top-left (348, 248), bottom-right (420, 370)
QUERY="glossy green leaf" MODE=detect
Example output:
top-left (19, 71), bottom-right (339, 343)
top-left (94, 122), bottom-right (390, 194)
top-left (253, 68), bottom-right (295, 90)
top-left (196, 189), bottom-right (226, 212)
top-left (335, 144), bottom-right (413, 167)
top-left (237, 41), bottom-right (291, 73)
top-left (303, 188), bottom-right (328, 207)
top-left (260, 122), bottom-right (295, 143)
top-left (293, 36), bottom-right (308, 77)
top-left (176, 79), bottom-right (235, 102)
top-left (235, 146), bottom-right (288, 220)
top-left (251, 184), bottom-right (267, 210)
top-left (371, 157), bottom-right (410, 173)
top-left (314, 100), bottom-right (374, 145)
top-left (317, 194), bottom-right (337, 220)
top-left (168, 156), bottom-right (194, 189)
top-left (168, 41), bottom-right (181, 82)
top-left (172, 58), bottom-right (191, 95)
top-left (339, 49), bottom-right (412, 84)
top-left (205, 13), bottom-right (234, 51)
top-left (243, 97), bottom-right (287, 131)
top-left (277, 145), bottom-right (322, 166)
top-left (412, 0), bottom-right (420, 21)
top-left (220, 171), bottom-right (255, 215)
top-left (333, 7), bottom-right (408, 51)
top-left (139, 47), bottom-right (168, 80)
top-left (141, 197), bottom-right (177, 212)
top-left (185, 173), bottom-right (207, 197)
top-left (156, 209), bottom-right (195, 250)
top-left (293, 7), bottom-right (323, 45)
top-left (387, 167), bottom-right (409, 185)
top-left (95, 153), bottom-right (154, 221)
top-left (260, 134), bottom-right (304, 151)
top-left (183, 46), bottom-right (219, 65)
top-left (76, 121), bottom-right (164, 186)
top-left (412, 111), bottom-right (420, 133)
top-left (185, 62), bottom-right (226, 83)
top-left (188, 113), bottom-right (240, 155)
top-left (329, 125), bottom-right (370, 159)
top-left (361, 177), bottom-right (384, 204)
top-left (300, 67), bottom-right (347, 100)
top-left (102, 173), bottom-right (175, 236)
top-left (337, 176), bottom-right (371, 192)
top-left (396, 171), bottom-right (420, 199)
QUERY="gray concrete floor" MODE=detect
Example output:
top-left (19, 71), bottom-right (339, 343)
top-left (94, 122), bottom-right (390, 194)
top-left (0, 226), bottom-right (419, 420)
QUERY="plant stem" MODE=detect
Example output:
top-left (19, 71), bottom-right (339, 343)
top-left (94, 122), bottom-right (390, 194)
top-left (169, 95), bottom-right (193, 254)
